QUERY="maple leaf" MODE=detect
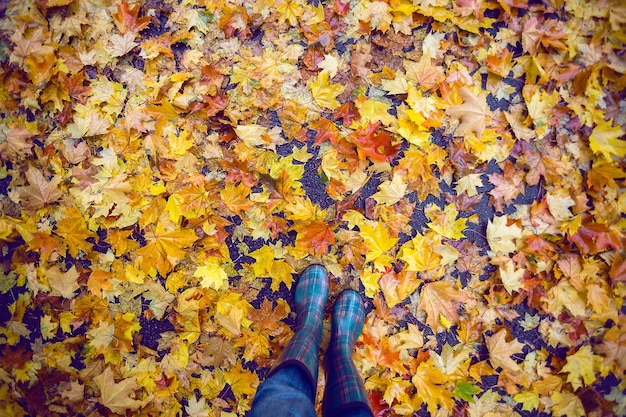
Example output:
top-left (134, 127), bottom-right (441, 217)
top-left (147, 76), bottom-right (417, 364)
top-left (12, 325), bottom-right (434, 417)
top-left (425, 203), bottom-right (469, 240)
top-left (220, 182), bottom-right (253, 216)
top-left (136, 223), bottom-right (198, 276)
top-left (294, 220), bottom-right (336, 256)
top-left (311, 70), bottom-right (345, 110)
top-left (88, 269), bottom-right (114, 298)
top-left (485, 328), bottom-right (524, 372)
top-left (447, 87), bottom-right (492, 138)
top-left (498, 258), bottom-right (525, 294)
top-left (588, 122), bottom-right (626, 160)
top-left (486, 215), bottom-right (522, 254)
top-left (560, 345), bottom-right (600, 390)
top-left (609, 253), bottom-right (626, 282)
top-left (379, 268), bottom-right (419, 308)
top-left (486, 161), bottom-right (525, 212)
top-left (112, 0), bottom-right (151, 34)
top-left (542, 279), bottom-right (587, 318)
top-left (223, 361), bottom-right (259, 400)
top-left (551, 391), bottom-right (585, 417)
top-left (418, 281), bottom-right (470, 329)
top-left (54, 206), bottom-right (96, 257)
top-left (411, 360), bottom-right (455, 415)
top-left (47, 266), bottom-right (80, 299)
top-left (194, 260), bottom-right (229, 291)
top-left (455, 173), bottom-right (484, 197)
top-left (399, 233), bottom-right (442, 273)
top-left (333, 102), bottom-right (360, 126)
top-left (94, 367), bottom-right (148, 414)
top-left (360, 221), bottom-right (398, 271)
top-left (311, 118), bottom-right (340, 146)
top-left (351, 122), bottom-right (400, 162)
top-left (568, 220), bottom-right (622, 254)
top-left (19, 165), bottom-right (64, 209)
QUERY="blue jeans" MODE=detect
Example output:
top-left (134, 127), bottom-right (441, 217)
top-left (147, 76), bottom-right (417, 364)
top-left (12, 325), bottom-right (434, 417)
top-left (248, 366), bottom-right (372, 417)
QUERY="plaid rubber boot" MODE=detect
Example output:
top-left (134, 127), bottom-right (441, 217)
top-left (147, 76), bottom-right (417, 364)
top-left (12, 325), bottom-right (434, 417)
top-left (268, 264), bottom-right (329, 395)
top-left (322, 290), bottom-right (373, 417)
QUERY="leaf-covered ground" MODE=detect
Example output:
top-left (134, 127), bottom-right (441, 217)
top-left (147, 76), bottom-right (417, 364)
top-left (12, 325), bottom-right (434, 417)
top-left (1, 0), bottom-right (625, 416)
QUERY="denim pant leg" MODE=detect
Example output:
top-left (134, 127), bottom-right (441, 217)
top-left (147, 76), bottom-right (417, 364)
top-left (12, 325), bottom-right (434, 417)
top-left (248, 365), bottom-right (317, 417)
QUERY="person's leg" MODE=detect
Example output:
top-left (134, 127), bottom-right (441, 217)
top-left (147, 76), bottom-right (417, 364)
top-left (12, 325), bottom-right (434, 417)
top-left (247, 365), bottom-right (316, 417)
top-left (248, 264), bottom-right (329, 416)
top-left (322, 290), bottom-right (374, 417)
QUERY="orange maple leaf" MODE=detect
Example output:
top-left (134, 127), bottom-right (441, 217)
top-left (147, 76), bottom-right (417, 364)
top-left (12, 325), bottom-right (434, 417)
top-left (294, 220), bottom-right (336, 256)
top-left (112, 0), bottom-right (151, 35)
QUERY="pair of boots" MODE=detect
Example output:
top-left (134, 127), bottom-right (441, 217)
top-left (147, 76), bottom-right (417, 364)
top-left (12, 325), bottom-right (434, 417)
top-left (269, 264), bottom-right (372, 417)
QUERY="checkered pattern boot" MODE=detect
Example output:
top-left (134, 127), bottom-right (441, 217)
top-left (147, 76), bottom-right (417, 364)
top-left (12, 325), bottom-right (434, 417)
top-left (268, 264), bottom-right (329, 394)
top-left (323, 290), bottom-right (373, 417)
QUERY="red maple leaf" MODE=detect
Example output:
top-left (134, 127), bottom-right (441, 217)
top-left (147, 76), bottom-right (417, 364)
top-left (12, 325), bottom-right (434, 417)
top-left (333, 102), bottom-right (360, 126)
top-left (351, 122), bottom-right (399, 162)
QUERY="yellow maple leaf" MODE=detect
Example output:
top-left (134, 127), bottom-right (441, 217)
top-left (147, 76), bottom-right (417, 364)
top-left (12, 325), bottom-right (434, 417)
top-left (551, 391), bottom-right (585, 417)
top-left (359, 221), bottom-right (398, 271)
top-left (543, 279), bottom-right (587, 318)
top-left (399, 233), bottom-right (442, 272)
top-left (559, 345), bottom-right (601, 390)
top-left (360, 267), bottom-right (381, 298)
top-left (167, 127), bottom-right (194, 158)
top-left (223, 361), bottom-right (259, 400)
top-left (311, 70), bottom-right (345, 110)
top-left (411, 360), bottom-right (455, 415)
top-left (20, 165), bottom-right (63, 210)
top-left (220, 182), bottom-right (253, 215)
top-left (94, 367), bottom-right (148, 414)
top-left (47, 265), bottom-right (80, 299)
top-left (513, 390), bottom-right (540, 412)
top-left (194, 260), bottom-right (229, 290)
top-left (249, 245), bottom-right (294, 290)
top-left (276, 0), bottom-right (303, 26)
top-left (587, 283), bottom-right (618, 322)
top-left (392, 322), bottom-right (424, 350)
top-left (486, 215), bottom-right (521, 254)
top-left (136, 222), bottom-right (198, 276)
top-left (588, 122), bottom-right (626, 160)
top-left (455, 173), bottom-right (483, 197)
top-left (372, 174), bottom-right (408, 206)
top-left (55, 206), bottom-right (96, 257)
top-left (498, 258), bottom-right (525, 294)
top-left (356, 96), bottom-right (397, 127)
top-left (425, 203), bottom-right (468, 240)
top-left (235, 124), bottom-right (268, 147)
